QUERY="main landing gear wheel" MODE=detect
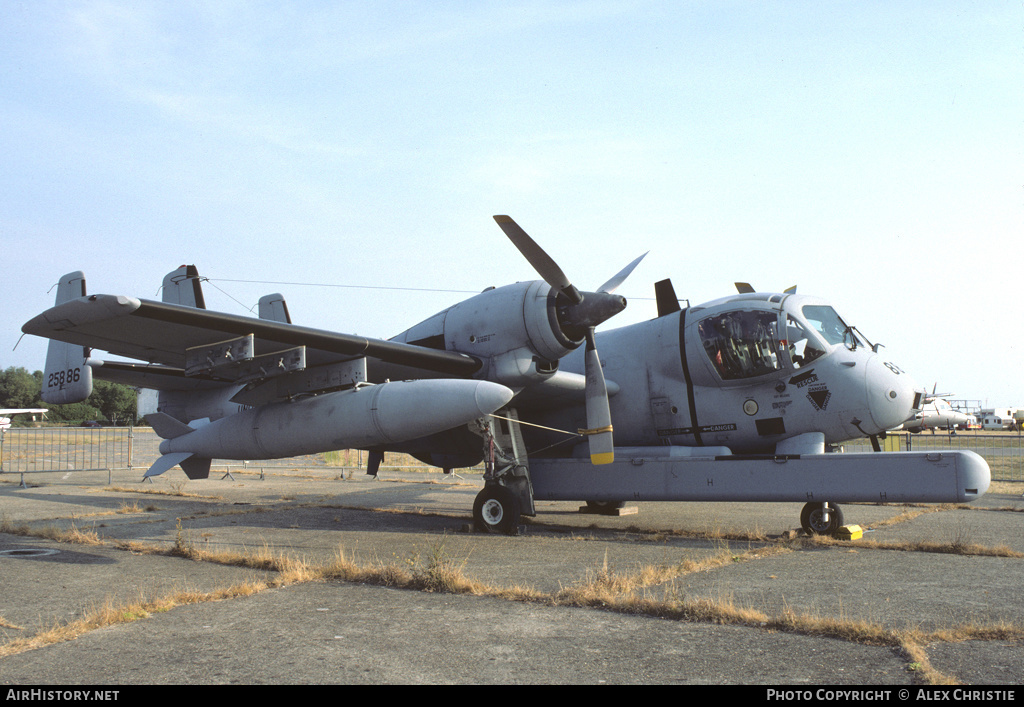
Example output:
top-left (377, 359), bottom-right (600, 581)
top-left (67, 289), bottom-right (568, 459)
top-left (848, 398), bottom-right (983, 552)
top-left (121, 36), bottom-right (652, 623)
top-left (473, 485), bottom-right (521, 535)
top-left (585, 497), bottom-right (622, 510)
top-left (800, 502), bottom-right (844, 535)
top-left (585, 500), bottom-right (626, 512)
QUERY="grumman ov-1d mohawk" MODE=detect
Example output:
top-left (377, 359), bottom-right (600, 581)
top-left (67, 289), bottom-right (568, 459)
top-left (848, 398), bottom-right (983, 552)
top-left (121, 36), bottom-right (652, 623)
top-left (23, 216), bottom-right (990, 535)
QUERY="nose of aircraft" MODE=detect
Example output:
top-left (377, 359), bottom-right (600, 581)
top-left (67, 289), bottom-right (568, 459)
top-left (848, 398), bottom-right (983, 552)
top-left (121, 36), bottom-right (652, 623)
top-left (865, 356), bottom-right (921, 433)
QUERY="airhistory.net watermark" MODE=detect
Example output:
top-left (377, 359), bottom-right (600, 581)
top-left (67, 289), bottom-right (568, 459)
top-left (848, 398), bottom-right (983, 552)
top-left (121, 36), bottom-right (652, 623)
top-left (6, 691), bottom-right (119, 702)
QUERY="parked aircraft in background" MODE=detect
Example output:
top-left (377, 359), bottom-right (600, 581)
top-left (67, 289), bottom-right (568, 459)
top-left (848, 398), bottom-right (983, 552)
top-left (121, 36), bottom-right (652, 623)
top-left (0, 408), bottom-right (47, 429)
top-left (904, 397), bottom-right (975, 433)
top-left (22, 216), bottom-right (990, 535)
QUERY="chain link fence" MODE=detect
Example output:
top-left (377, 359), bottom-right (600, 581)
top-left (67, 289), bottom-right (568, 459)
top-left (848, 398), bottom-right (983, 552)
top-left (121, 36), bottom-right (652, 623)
top-left (0, 427), bottom-right (443, 485)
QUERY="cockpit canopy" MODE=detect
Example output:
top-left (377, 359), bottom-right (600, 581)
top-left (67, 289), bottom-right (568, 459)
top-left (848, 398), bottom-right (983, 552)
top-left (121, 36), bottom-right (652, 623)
top-left (694, 296), bottom-right (867, 382)
top-left (698, 309), bottom-right (782, 380)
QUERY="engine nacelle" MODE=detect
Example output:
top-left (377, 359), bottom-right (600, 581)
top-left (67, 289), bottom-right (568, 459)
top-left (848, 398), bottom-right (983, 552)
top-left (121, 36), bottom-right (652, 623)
top-left (392, 281), bottom-right (582, 388)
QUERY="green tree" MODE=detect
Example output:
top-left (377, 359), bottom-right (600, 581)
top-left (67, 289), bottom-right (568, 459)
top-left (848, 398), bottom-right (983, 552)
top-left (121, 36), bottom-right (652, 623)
top-left (44, 401), bottom-right (103, 425)
top-left (0, 367), bottom-right (43, 409)
top-left (91, 380), bottom-right (137, 425)
top-left (0, 366), bottom-right (138, 425)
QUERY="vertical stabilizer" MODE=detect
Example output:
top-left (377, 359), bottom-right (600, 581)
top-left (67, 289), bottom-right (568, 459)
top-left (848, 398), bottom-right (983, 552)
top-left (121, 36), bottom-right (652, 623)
top-left (162, 265), bottom-right (206, 308)
top-left (258, 293), bottom-right (291, 323)
top-left (41, 272), bottom-right (94, 404)
top-left (158, 265), bottom-right (206, 421)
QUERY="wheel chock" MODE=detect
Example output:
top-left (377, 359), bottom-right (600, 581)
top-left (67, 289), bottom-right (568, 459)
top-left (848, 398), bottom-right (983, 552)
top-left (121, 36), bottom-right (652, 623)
top-left (835, 524), bottom-right (863, 541)
top-left (578, 505), bottom-right (639, 517)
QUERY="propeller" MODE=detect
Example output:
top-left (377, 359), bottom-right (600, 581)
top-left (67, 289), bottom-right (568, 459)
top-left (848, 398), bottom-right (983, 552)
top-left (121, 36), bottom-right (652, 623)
top-left (494, 215), bottom-right (583, 305)
top-left (597, 252), bottom-right (647, 294)
top-left (582, 328), bottom-right (614, 463)
top-left (493, 215), bottom-right (643, 465)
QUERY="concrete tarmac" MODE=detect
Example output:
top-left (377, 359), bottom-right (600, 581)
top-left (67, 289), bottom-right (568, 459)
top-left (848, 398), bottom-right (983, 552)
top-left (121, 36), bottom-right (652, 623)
top-left (1, 467), bottom-right (1022, 685)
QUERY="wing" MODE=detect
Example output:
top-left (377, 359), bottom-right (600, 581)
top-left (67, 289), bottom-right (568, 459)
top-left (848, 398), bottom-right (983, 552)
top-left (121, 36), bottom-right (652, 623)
top-left (22, 294), bottom-right (481, 381)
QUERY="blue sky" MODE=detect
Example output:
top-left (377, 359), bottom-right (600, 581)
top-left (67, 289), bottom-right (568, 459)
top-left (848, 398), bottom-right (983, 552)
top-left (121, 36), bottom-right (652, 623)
top-left (2, 1), bottom-right (1022, 407)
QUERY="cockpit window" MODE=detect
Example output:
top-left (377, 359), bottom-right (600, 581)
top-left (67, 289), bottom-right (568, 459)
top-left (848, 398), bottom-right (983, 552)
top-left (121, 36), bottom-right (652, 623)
top-left (698, 311), bottom-right (782, 380)
top-left (802, 305), bottom-right (867, 350)
top-left (785, 314), bottom-right (825, 368)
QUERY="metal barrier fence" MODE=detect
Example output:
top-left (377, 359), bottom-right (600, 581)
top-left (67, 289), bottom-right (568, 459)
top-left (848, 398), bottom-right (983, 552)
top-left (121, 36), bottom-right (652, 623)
top-left (0, 427), bottom-right (439, 485)
top-left (0, 427), bottom-right (134, 484)
top-left (3, 427), bottom-right (1022, 485)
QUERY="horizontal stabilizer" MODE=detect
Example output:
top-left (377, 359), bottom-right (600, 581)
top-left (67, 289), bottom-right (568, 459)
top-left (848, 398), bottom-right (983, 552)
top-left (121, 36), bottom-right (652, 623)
top-left (145, 412), bottom-right (194, 440)
top-left (89, 360), bottom-right (229, 392)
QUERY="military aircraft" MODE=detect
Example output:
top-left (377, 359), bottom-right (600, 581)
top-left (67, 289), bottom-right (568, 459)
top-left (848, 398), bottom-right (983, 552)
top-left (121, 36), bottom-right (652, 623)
top-left (0, 408), bottom-right (48, 429)
top-left (903, 393), bottom-right (975, 433)
top-left (22, 216), bottom-right (990, 535)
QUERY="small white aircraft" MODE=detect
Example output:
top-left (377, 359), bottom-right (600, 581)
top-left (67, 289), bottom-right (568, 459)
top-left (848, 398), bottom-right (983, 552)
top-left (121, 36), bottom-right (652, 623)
top-left (901, 386), bottom-right (974, 433)
top-left (22, 217), bottom-right (991, 535)
top-left (0, 408), bottom-right (48, 429)
top-left (905, 399), bottom-right (975, 433)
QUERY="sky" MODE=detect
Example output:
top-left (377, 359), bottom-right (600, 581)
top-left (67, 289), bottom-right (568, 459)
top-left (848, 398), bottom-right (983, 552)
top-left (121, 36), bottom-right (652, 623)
top-left (2, 1), bottom-right (1022, 408)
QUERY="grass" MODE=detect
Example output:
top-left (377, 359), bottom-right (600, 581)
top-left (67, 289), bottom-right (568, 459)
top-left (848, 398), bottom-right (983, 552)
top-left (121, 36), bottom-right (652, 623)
top-left (805, 504), bottom-right (1024, 558)
top-left (104, 483), bottom-right (223, 500)
top-left (2, 496), bottom-right (1022, 685)
top-left (814, 534), bottom-right (1023, 558)
top-left (0, 616), bottom-right (24, 631)
top-left (3, 527), bottom-right (1019, 685)
top-left (0, 583), bottom-right (270, 660)
top-left (0, 515), bottom-right (104, 545)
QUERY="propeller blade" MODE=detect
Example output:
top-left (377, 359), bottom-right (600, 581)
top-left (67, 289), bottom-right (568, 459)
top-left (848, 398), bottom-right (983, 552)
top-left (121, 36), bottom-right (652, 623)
top-left (493, 215), bottom-right (583, 304)
top-left (581, 328), bottom-right (614, 465)
top-left (597, 252), bottom-right (648, 293)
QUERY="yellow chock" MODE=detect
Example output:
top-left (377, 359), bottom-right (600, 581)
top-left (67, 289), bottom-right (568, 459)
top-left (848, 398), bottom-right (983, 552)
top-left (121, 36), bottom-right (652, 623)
top-left (835, 524), bottom-right (863, 540)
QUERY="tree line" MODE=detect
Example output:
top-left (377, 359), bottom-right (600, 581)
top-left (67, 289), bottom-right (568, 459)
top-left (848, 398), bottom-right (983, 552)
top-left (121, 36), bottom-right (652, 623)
top-left (0, 366), bottom-right (137, 426)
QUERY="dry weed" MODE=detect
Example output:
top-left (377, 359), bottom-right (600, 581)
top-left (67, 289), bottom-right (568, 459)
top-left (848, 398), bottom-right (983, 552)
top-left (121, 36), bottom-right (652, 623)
top-left (4, 504), bottom-right (1021, 685)
top-left (0, 616), bottom-right (25, 631)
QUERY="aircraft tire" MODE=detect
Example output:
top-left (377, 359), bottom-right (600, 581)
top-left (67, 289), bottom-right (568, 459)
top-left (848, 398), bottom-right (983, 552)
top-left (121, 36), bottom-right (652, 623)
top-left (473, 485), bottom-right (521, 535)
top-left (800, 502), bottom-right (844, 535)
top-left (585, 500), bottom-right (626, 511)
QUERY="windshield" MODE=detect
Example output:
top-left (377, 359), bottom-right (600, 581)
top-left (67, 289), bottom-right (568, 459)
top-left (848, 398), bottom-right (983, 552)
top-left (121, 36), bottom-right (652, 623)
top-left (784, 314), bottom-right (824, 368)
top-left (802, 305), bottom-right (867, 350)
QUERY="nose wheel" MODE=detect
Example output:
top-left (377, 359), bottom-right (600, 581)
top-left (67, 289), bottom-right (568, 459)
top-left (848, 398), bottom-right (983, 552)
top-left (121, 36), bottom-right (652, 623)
top-left (800, 502), bottom-right (844, 535)
top-left (473, 485), bottom-right (522, 535)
